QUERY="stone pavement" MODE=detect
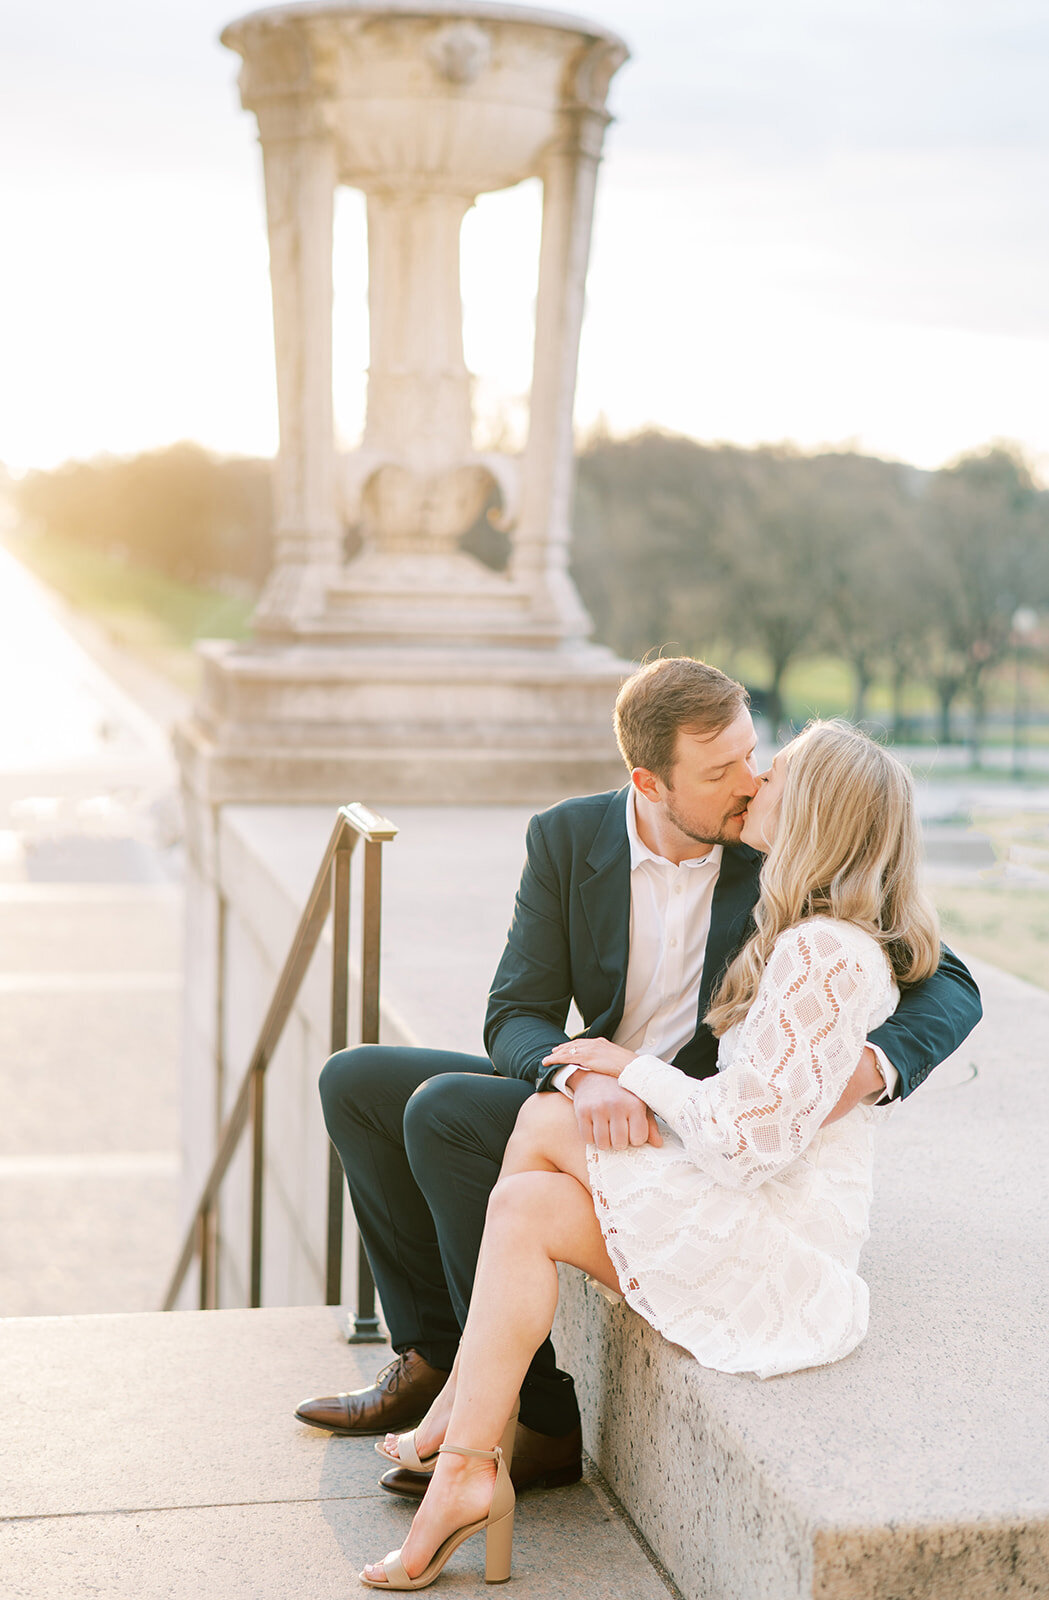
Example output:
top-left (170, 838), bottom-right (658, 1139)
top-left (0, 544), bottom-right (184, 1316)
top-left (0, 1306), bottom-right (677, 1600)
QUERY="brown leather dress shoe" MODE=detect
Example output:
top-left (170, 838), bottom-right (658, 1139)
top-left (378, 1419), bottom-right (583, 1498)
top-left (294, 1350), bottom-right (450, 1437)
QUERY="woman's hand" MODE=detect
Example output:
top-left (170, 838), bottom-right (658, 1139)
top-left (543, 1037), bottom-right (638, 1079)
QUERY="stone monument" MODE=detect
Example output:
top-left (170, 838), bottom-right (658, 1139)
top-left (175, 0), bottom-right (631, 809)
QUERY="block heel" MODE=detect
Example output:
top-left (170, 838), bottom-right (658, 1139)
top-left (359, 1438), bottom-right (517, 1591)
top-left (483, 1507), bottom-right (515, 1583)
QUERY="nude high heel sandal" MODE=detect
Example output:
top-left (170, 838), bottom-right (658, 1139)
top-left (375, 1429), bottom-right (436, 1473)
top-left (359, 1441), bottom-right (516, 1590)
top-left (375, 1398), bottom-right (520, 1479)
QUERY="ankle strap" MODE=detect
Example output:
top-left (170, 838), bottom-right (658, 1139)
top-left (438, 1443), bottom-right (503, 1463)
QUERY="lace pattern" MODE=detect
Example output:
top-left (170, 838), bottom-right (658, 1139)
top-left (588, 918), bottom-right (898, 1378)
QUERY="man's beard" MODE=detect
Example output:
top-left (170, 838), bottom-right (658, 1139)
top-left (664, 794), bottom-right (749, 848)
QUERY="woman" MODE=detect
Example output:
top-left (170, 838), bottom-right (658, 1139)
top-left (360, 720), bottom-right (940, 1590)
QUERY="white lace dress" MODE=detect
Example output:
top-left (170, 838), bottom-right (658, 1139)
top-left (587, 917), bottom-right (898, 1379)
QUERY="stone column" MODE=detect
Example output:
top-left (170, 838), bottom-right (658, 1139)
top-left (252, 116), bottom-right (337, 630)
top-left (514, 40), bottom-right (627, 639)
top-left (353, 187), bottom-right (496, 560)
top-left (253, 108), bottom-right (340, 632)
top-left (364, 189), bottom-right (475, 472)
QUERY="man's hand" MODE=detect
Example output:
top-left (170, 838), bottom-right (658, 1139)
top-left (821, 1045), bottom-right (886, 1126)
top-left (568, 1071), bottom-right (663, 1151)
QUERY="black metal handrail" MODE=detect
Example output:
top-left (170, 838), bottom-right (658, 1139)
top-left (162, 802), bottom-right (397, 1337)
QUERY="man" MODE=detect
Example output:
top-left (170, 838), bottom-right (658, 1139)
top-left (299, 658), bottom-right (981, 1495)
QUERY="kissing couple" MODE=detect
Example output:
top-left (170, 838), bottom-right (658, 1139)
top-left (297, 658), bottom-right (980, 1589)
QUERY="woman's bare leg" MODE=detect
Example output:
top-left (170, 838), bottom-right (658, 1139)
top-left (363, 1101), bottom-right (620, 1582)
top-left (379, 1093), bottom-right (594, 1465)
top-left (498, 1088), bottom-right (594, 1186)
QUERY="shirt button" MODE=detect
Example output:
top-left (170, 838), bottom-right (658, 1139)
top-left (674, 884), bottom-right (683, 894)
top-left (669, 937), bottom-right (678, 948)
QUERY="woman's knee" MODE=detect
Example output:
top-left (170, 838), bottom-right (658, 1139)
top-left (504, 1088), bottom-right (571, 1162)
top-left (515, 1090), bottom-right (569, 1135)
top-left (485, 1170), bottom-right (562, 1234)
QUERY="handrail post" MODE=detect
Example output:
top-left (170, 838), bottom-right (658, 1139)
top-left (249, 1066), bottom-right (265, 1308)
top-left (361, 837), bottom-right (383, 1044)
top-left (198, 1208), bottom-right (211, 1311)
top-left (346, 835), bottom-right (385, 1343)
top-left (326, 830), bottom-right (351, 1305)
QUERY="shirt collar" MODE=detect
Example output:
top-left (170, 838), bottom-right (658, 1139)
top-left (625, 787), bottom-right (724, 873)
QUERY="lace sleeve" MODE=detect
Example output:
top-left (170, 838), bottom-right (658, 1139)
top-left (617, 921), bottom-right (890, 1191)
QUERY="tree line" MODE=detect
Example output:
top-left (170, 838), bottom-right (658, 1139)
top-left (572, 433), bottom-right (1049, 744)
top-left (12, 433), bottom-right (1049, 744)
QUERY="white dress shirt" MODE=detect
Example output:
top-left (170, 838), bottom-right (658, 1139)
top-left (555, 787), bottom-right (896, 1101)
top-left (553, 789), bottom-right (721, 1093)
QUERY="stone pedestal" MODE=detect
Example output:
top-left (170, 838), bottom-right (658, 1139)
top-left (175, 637), bottom-right (628, 808)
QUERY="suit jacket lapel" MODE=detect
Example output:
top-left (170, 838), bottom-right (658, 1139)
top-left (578, 788), bottom-right (631, 1011)
top-left (573, 801), bottom-right (760, 1056)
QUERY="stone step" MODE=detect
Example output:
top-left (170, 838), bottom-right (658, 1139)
top-left (0, 1305), bottom-right (676, 1600)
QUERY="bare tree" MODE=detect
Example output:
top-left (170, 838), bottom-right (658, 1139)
top-left (915, 445), bottom-right (1049, 754)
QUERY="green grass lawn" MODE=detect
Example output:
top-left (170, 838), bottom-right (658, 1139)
top-left (932, 884), bottom-right (1049, 991)
top-left (719, 646), bottom-right (1049, 747)
top-left (931, 811), bottom-right (1049, 991)
top-left (4, 529), bottom-right (254, 694)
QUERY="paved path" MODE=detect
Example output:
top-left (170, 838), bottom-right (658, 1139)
top-left (0, 545), bottom-right (184, 1316)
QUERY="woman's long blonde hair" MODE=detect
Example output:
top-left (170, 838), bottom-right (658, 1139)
top-left (705, 720), bottom-right (941, 1037)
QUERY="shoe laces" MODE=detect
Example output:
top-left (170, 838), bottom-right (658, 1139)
top-left (375, 1352), bottom-right (411, 1390)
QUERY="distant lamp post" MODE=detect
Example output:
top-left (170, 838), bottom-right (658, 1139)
top-left (1011, 606), bottom-right (1039, 777)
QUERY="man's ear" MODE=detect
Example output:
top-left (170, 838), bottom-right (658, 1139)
top-left (631, 766), bottom-right (663, 804)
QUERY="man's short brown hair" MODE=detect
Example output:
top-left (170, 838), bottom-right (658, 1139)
top-left (614, 657), bottom-right (749, 783)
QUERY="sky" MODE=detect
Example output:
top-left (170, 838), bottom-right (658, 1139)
top-left (2, 0), bottom-right (1049, 476)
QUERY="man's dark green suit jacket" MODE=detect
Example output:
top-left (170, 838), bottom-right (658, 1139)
top-left (484, 787), bottom-right (982, 1098)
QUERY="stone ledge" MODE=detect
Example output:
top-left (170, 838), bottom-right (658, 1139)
top-left (553, 955), bottom-right (1049, 1600)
